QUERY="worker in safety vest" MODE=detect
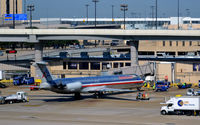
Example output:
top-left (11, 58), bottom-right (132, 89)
top-left (144, 82), bottom-right (147, 87)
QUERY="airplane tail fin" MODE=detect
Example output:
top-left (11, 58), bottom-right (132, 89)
top-left (34, 61), bottom-right (54, 84)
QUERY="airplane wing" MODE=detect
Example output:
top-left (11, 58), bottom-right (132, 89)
top-left (81, 86), bottom-right (135, 93)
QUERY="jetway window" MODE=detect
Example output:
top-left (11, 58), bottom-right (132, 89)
top-left (68, 62), bottom-right (78, 70)
top-left (91, 62), bottom-right (100, 70)
top-left (79, 62), bottom-right (89, 70)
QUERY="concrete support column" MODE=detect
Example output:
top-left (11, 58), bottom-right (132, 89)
top-left (130, 40), bottom-right (139, 66)
top-left (34, 42), bottom-right (43, 62)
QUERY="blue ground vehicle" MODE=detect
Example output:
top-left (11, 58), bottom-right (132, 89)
top-left (13, 75), bottom-right (34, 86)
top-left (177, 83), bottom-right (192, 89)
top-left (155, 81), bottom-right (170, 92)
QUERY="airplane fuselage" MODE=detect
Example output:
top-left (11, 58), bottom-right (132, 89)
top-left (46, 74), bottom-right (144, 94)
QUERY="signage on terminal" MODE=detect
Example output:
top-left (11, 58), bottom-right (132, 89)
top-left (4, 14), bottom-right (27, 21)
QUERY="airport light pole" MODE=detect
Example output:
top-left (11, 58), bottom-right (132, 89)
top-left (155, 0), bottom-right (158, 29)
top-left (120, 4), bottom-right (128, 30)
top-left (13, 0), bottom-right (15, 29)
top-left (151, 6), bottom-right (155, 29)
top-left (92, 0), bottom-right (99, 47)
top-left (177, 0), bottom-right (180, 30)
top-left (186, 9), bottom-right (190, 17)
top-left (27, 4), bottom-right (35, 28)
top-left (86, 4), bottom-right (89, 24)
top-left (92, 0), bottom-right (99, 28)
top-left (112, 5), bottom-right (114, 23)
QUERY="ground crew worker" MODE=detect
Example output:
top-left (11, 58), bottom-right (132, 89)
top-left (153, 84), bottom-right (156, 90)
top-left (144, 82), bottom-right (147, 87)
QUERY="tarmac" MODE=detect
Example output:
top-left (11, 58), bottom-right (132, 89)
top-left (1, 87), bottom-right (200, 125)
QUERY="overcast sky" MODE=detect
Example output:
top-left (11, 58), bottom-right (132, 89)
top-left (25, 0), bottom-right (200, 19)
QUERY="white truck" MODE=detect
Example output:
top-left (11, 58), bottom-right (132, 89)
top-left (161, 96), bottom-right (200, 116)
top-left (0, 91), bottom-right (29, 104)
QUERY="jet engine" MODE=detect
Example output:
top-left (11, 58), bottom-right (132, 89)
top-left (66, 82), bottom-right (82, 92)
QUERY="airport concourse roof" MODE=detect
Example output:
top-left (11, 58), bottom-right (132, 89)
top-left (0, 63), bottom-right (29, 71)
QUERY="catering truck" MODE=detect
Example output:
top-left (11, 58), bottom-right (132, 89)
top-left (161, 96), bottom-right (200, 116)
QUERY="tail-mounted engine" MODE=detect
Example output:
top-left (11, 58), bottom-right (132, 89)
top-left (66, 82), bottom-right (82, 92)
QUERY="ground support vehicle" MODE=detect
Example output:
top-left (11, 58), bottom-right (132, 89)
top-left (161, 96), bottom-right (200, 116)
top-left (13, 75), bottom-right (34, 85)
top-left (177, 83), bottom-right (192, 89)
top-left (0, 96), bottom-right (5, 104)
top-left (0, 91), bottom-right (29, 104)
top-left (30, 79), bottom-right (41, 91)
top-left (155, 81), bottom-right (169, 92)
top-left (186, 88), bottom-right (200, 96)
top-left (136, 92), bottom-right (150, 100)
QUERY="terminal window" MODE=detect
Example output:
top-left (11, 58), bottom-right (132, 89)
top-left (169, 41), bottom-right (172, 46)
top-left (91, 62), bottom-right (100, 70)
top-left (163, 41), bottom-right (165, 46)
top-left (176, 41), bottom-right (178, 46)
top-left (79, 62), bottom-right (89, 70)
top-left (120, 63), bottom-right (124, 67)
top-left (114, 63), bottom-right (119, 68)
top-left (125, 63), bottom-right (131, 67)
top-left (182, 41), bottom-right (185, 46)
top-left (68, 62), bottom-right (78, 69)
top-left (189, 41), bottom-right (192, 46)
top-left (102, 63), bottom-right (110, 70)
top-left (63, 62), bottom-right (66, 69)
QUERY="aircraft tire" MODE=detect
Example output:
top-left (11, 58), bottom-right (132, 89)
top-left (74, 93), bottom-right (81, 100)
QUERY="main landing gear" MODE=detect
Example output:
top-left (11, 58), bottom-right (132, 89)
top-left (74, 93), bottom-right (81, 100)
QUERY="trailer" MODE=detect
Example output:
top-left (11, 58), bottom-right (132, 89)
top-left (0, 91), bottom-right (29, 104)
top-left (161, 96), bottom-right (200, 116)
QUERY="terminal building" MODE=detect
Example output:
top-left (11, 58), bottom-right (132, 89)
top-left (0, 0), bottom-right (23, 25)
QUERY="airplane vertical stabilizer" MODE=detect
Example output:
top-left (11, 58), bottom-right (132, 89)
top-left (34, 62), bottom-right (54, 84)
